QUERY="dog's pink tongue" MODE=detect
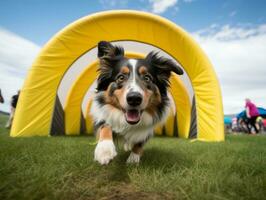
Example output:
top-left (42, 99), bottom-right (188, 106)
top-left (126, 110), bottom-right (140, 124)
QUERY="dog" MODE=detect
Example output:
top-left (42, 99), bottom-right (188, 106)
top-left (90, 41), bottom-right (183, 165)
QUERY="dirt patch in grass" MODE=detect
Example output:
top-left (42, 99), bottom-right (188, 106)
top-left (61, 165), bottom-right (175, 200)
top-left (100, 183), bottom-right (174, 200)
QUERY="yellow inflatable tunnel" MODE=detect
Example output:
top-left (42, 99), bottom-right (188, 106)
top-left (11, 10), bottom-right (224, 141)
top-left (64, 52), bottom-right (191, 138)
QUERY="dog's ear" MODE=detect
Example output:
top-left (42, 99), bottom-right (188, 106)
top-left (145, 52), bottom-right (183, 86)
top-left (97, 41), bottom-right (124, 58)
top-left (96, 41), bottom-right (125, 92)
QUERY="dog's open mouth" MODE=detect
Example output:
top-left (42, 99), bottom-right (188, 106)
top-left (125, 109), bottom-right (141, 125)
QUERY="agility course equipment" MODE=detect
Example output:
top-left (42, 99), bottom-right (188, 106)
top-left (64, 52), bottom-right (191, 138)
top-left (11, 10), bottom-right (224, 141)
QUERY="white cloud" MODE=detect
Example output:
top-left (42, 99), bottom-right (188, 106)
top-left (192, 24), bottom-right (266, 114)
top-left (149, 0), bottom-right (178, 14)
top-left (0, 28), bottom-right (40, 112)
top-left (148, 0), bottom-right (194, 14)
top-left (98, 0), bottom-right (193, 14)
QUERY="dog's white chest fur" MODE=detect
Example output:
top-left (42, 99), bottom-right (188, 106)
top-left (90, 97), bottom-right (155, 147)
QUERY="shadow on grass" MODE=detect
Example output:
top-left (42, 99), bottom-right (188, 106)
top-left (140, 147), bottom-right (193, 170)
top-left (97, 146), bottom-right (193, 184)
top-left (107, 152), bottom-right (131, 182)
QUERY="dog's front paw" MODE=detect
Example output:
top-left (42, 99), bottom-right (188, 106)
top-left (126, 152), bottom-right (140, 164)
top-left (94, 140), bottom-right (117, 165)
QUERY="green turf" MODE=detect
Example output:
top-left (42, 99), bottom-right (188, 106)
top-left (0, 113), bottom-right (266, 200)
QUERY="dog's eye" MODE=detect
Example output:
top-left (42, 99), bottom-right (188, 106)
top-left (117, 75), bottom-right (125, 82)
top-left (144, 75), bottom-right (152, 83)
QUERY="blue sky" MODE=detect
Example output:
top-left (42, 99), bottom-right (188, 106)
top-left (0, 0), bottom-right (266, 114)
top-left (1, 0), bottom-right (266, 45)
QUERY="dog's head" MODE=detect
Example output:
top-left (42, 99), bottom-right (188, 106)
top-left (96, 41), bottom-right (183, 125)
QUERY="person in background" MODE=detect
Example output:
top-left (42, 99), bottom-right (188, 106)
top-left (5, 90), bottom-right (20, 129)
top-left (238, 117), bottom-right (249, 133)
top-left (0, 89), bottom-right (4, 104)
top-left (245, 98), bottom-right (260, 134)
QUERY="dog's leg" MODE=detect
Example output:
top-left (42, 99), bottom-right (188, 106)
top-left (127, 143), bottom-right (143, 164)
top-left (94, 124), bottom-right (117, 165)
top-left (123, 142), bottom-right (132, 152)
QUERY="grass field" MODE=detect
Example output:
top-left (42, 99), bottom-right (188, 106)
top-left (0, 113), bottom-right (266, 200)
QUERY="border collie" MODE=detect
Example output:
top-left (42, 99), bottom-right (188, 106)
top-left (90, 41), bottom-right (183, 165)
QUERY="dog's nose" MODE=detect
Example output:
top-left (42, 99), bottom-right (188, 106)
top-left (127, 92), bottom-right (142, 106)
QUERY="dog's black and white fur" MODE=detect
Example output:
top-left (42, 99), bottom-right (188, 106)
top-left (90, 41), bottom-right (183, 165)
